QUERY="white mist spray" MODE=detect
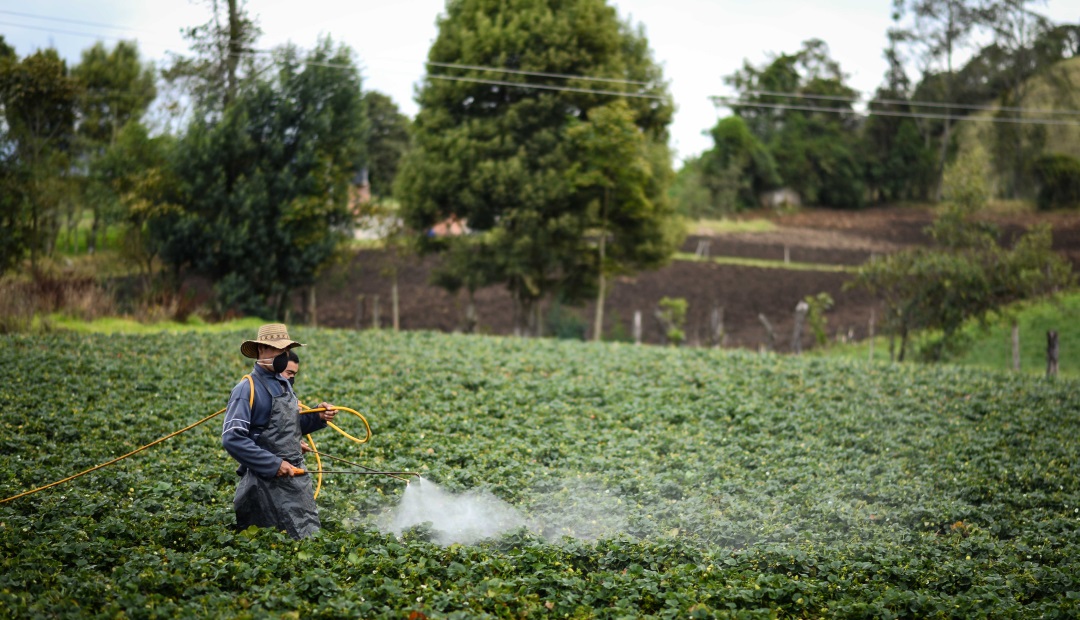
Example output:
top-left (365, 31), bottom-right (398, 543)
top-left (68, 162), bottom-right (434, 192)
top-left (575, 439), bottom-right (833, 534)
top-left (379, 478), bottom-right (526, 546)
top-left (377, 476), bottom-right (632, 546)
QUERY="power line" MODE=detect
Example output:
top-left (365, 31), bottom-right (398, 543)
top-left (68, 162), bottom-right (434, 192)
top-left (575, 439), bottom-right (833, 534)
top-left (427, 74), bottom-right (664, 99)
top-left (426, 61), bottom-right (652, 87)
top-left (712, 96), bottom-right (1080, 126)
top-left (0, 19), bottom-right (136, 42)
top-left (741, 88), bottom-right (1080, 117)
top-left (0, 9), bottom-right (141, 32)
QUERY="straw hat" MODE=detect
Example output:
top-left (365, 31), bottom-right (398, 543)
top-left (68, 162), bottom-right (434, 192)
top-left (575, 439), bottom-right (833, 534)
top-left (240, 323), bottom-right (305, 359)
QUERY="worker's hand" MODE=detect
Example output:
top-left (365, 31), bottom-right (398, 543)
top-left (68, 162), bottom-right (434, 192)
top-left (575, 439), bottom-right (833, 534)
top-left (300, 439), bottom-right (312, 453)
top-left (318, 402), bottom-right (337, 422)
top-left (276, 460), bottom-right (302, 477)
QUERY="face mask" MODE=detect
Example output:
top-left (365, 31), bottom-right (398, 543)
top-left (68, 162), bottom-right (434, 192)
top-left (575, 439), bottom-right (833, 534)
top-left (287, 376), bottom-right (295, 387)
top-left (258, 352), bottom-right (290, 374)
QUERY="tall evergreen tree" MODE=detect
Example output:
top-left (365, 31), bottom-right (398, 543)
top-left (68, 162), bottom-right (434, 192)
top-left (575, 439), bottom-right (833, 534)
top-left (396, 0), bottom-right (679, 335)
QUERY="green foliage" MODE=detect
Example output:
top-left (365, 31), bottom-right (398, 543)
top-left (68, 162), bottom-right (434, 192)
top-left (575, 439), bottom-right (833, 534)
top-left (396, 0), bottom-right (678, 335)
top-left (726, 39), bottom-right (864, 208)
top-left (144, 39), bottom-right (366, 318)
top-left (656, 296), bottom-right (687, 345)
top-left (2, 329), bottom-right (1080, 617)
top-left (71, 41), bottom-right (157, 254)
top-left (363, 91), bottom-right (410, 199)
top-left (851, 209), bottom-right (1074, 361)
top-left (1032, 153), bottom-right (1080, 210)
top-left (669, 156), bottom-right (713, 218)
top-left (804, 292), bottom-right (834, 347)
top-left (0, 47), bottom-right (81, 269)
top-left (544, 300), bottom-right (587, 340)
top-left (72, 41), bottom-right (156, 146)
top-left (697, 116), bottom-right (780, 213)
top-left (861, 115), bottom-right (937, 203)
top-left (941, 143), bottom-right (992, 214)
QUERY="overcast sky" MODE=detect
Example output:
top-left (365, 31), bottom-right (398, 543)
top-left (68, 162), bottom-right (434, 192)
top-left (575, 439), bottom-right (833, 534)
top-left (2, 1), bottom-right (1077, 163)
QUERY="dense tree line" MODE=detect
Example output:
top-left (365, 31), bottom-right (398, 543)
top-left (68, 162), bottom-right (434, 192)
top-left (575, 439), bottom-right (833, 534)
top-left (0, 1), bottom-right (411, 318)
top-left (2, 0), bottom-right (1077, 336)
top-left (675, 1), bottom-right (1080, 215)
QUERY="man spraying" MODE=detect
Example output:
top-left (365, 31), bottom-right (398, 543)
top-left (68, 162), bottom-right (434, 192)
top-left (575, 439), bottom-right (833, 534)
top-left (221, 324), bottom-right (337, 539)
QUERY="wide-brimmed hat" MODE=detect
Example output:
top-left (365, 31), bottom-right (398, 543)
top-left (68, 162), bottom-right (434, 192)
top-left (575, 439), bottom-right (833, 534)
top-left (240, 323), bottom-right (305, 359)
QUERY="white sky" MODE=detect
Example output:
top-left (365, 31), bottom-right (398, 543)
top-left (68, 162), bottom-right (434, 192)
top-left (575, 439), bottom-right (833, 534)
top-left (2, 1), bottom-right (1077, 163)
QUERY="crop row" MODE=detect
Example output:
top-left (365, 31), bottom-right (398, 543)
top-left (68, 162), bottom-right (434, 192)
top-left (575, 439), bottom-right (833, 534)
top-left (2, 329), bottom-right (1078, 618)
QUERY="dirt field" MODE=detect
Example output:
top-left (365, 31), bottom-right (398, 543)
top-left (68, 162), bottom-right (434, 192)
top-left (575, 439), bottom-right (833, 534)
top-left (312, 206), bottom-right (1080, 350)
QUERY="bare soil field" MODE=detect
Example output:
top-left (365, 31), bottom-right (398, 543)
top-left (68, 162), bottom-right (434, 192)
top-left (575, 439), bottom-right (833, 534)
top-left (312, 206), bottom-right (1080, 350)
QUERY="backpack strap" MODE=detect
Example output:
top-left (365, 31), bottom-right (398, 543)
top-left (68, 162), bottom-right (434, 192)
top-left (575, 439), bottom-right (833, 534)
top-left (242, 374), bottom-right (255, 408)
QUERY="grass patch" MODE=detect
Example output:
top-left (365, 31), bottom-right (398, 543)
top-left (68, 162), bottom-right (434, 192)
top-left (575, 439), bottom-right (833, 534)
top-left (44, 314), bottom-right (267, 335)
top-left (810, 290), bottom-right (1080, 377)
top-left (674, 251), bottom-right (857, 273)
top-left (692, 217), bottom-right (777, 235)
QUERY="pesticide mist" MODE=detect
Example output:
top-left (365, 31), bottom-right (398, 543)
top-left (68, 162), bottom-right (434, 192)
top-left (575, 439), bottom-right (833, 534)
top-left (378, 477), bottom-right (630, 546)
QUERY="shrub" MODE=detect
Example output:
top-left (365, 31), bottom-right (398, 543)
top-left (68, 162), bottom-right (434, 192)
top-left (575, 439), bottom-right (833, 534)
top-left (1033, 153), bottom-right (1080, 210)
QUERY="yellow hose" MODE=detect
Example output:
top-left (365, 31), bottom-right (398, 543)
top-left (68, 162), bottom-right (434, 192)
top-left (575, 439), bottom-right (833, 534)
top-left (0, 405), bottom-right (372, 505)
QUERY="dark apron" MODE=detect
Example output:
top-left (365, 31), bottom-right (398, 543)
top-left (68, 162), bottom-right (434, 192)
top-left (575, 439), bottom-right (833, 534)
top-left (233, 374), bottom-right (320, 539)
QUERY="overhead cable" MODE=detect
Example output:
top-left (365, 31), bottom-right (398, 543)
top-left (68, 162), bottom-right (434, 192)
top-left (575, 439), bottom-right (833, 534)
top-left (0, 9), bottom-right (141, 32)
top-left (740, 88), bottom-right (1080, 116)
top-left (427, 74), bottom-right (664, 99)
top-left (426, 61), bottom-right (652, 86)
top-left (712, 95), bottom-right (1080, 125)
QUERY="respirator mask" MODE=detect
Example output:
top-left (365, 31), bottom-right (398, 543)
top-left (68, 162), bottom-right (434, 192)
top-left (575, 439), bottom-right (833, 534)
top-left (257, 352), bottom-right (290, 374)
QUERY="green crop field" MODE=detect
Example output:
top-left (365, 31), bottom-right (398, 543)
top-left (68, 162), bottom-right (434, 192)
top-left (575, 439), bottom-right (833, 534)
top-left (2, 329), bottom-right (1078, 618)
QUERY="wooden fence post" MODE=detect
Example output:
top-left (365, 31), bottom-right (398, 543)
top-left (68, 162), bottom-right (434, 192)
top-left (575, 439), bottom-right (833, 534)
top-left (792, 301), bottom-right (808, 354)
top-left (372, 295), bottom-right (381, 330)
top-left (1047, 330), bottom-right (1059, 377)
top-left (868, 309), bottom-right (875, 363)
top-left (1011, 322), bottom-right (1020, 372)
top-left (392, 280), bottom-right (400, 332)
top-left (758, 313), bottom-right (775, 352)
top-left (307, 286), bottom-right (317, 327)
top-left (710, 306), bottom-right (725, 348)
top-left (354, 294), bottom-right (365, 329)
top-left (633, 310), bottom-right (642, 345)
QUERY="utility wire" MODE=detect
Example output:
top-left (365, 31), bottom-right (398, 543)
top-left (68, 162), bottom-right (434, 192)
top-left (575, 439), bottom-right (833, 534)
top-left (426, 73), bottom-right (664, 99)
top-left (712, 96), bottom-right (1080, 126)
top-left (0, 19), bottom-right (137, 42)
top-left (426, 61), bottom-right (652, 86)
top-left (0, 9), bottom-right (141, 32)
top-left (740, 88), bottom-right (1080, 116)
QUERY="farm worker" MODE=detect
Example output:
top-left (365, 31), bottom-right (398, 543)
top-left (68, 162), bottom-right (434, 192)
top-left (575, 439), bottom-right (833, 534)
top-left (221, 323), bottom-right (337, 539)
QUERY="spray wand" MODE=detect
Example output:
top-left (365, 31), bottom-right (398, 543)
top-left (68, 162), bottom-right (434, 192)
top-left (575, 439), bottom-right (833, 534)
top-left (300, 450), bottom-right (419, 483)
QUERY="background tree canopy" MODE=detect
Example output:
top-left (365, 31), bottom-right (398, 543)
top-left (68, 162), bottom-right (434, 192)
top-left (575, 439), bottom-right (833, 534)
top-left (396, 0), bottom-right (681, 335)
top-left (145, 38), bottom-right (367, 318)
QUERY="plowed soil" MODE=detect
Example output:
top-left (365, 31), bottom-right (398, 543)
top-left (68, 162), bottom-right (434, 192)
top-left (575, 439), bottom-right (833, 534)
top-left (312, 206), bottom-right (1080, 350)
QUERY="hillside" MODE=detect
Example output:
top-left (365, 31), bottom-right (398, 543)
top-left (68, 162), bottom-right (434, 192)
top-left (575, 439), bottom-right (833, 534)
top-left (2, 329), bottom-right (1078, 617)
top-left (955, 56), bottom-right (1080, 178)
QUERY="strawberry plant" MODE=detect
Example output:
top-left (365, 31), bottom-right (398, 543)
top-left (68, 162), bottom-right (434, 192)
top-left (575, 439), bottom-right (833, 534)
top-left (1, 329), bottom-right (1078, 617)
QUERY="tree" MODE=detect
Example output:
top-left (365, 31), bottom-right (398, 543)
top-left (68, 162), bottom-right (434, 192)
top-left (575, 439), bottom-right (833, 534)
top-left (698, 116), bottom-right (780, 212)
top-left (981, 0), bottom-right (1059, 199)
top-left (860, 35), bottom-right (937, 203)
top-left (0, 46), bottom-right (81, 270)
top-left (396, 0), bottom-right (678, 335)
top-left (850, 162), bottom-right (1073, 360)
top-left (890, 0), bottom-right (986, 198)
top-left (72, 40), bottom-right (157, 253)
top-left (144, 39), bottom-right (366, 318)
top-left (362, 91), bottom-right (410, 199)
top-left (725, 39), bottom-right (865, 208)
top-left (565, 100), bottom-right (678, 341)
top-left (162, 0), bottom-right (262, 114)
